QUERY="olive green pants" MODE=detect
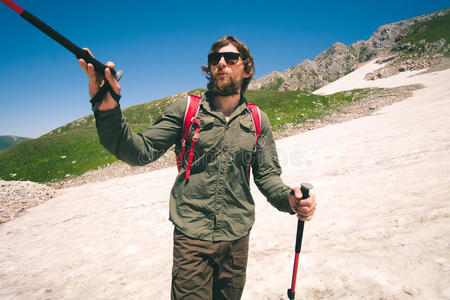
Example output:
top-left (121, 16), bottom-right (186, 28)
top-left (171, 228), bottom-right (250, 300)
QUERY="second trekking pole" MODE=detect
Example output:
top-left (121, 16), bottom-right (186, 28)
top-left (287, 182), bottom-right (313, 300)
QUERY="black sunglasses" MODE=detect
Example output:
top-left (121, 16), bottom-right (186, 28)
top-left (208, 52), bottom-right (241, 65)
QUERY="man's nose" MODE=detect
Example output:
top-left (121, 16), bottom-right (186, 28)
top-left (218, 56), bottom-right (227, 67)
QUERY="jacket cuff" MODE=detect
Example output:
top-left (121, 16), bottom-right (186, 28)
top-left (94, 106), bottom-right (123, 135)
top-left (94, 105), bottom-right (121, 120)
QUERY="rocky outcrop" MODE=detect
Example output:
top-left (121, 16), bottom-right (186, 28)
top-left (367, 9), bottom-right (449, 50)
top-left (0, 180), bottom-right (56, 223)
top-left (315, 42), bottom-right (361, 83)
top-left (250, 60), bottom-right (327, 91)
top-left (248, 8), bottom-right (450, 92)
top-left (365, 55), bottom-right (450, 80)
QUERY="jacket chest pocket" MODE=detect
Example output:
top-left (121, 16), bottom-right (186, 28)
top-left (238, 117), bottom-right (257, 154)
top-left (187, 116), bottom-right (219, 153)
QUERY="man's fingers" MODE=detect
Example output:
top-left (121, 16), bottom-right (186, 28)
top-left (296, 193), bottom-right (316, 206)
top-left (104, 61), bottom-right (119, 91)
top-left (296, 197), bottom-right (313, 208)
top-left (105, 68), bottom-right (121, 95)
top-left (297, 206), bottom-right (315, 218)
top-left (104, 67), bottom-right (115, 85)
top-left (83, 47), bottom-right (95, 58)
top-left (297, 214), bottom-right (313, 221)
top-left (106, 61), bottom-right (115, 70)
top-left (86, 63), bottom-right (98, 82)
top-left (78, 59), bottom-right (89, 75)
top-left (296, 206), bottom-right (315, 218)
top-left (293, 194), bottom-right (316, 220)
top-left (82, 47), bottom-right (99, 80)
top-left (290, 190), bottom-right (316, 221)
top-left (296, 206), bottom-right (311, 214)
top-left (291, 187), bottom-right (303, 200)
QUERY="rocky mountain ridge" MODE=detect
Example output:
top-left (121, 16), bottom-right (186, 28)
top-left (248, 8), bottom-right (450, 92)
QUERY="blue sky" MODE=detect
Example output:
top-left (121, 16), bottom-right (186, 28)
top-left (1, 0), bottom-right (448, 138)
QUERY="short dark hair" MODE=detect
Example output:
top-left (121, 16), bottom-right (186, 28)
top-left (202, 35), bottom-right (255, 94)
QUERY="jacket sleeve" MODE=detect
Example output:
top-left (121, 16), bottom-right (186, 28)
top-left (94, 97), bottom-right (186, 166)
top-left (251, 111), bottom-right (292, 213)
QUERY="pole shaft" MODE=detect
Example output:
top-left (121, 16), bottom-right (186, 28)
top-left (287, 183), bottom-right (313, 300)
top-left (1, 0), bottom-right (116, 77)
top-left (20, 10), bottom-right (115, 77)
top-left (20, 10), bottom-right (85, 58)
top-left (295, 220), bottom-right (305, 253)
top-left (290, 253), bottom-right (300, 292)
top-left (0, 0), bottom-right (23, 14)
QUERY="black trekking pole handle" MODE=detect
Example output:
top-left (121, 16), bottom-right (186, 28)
top-left (1, 0), bottom-right (122, 80)
top-left (287, 183), bottom-right (313, 300)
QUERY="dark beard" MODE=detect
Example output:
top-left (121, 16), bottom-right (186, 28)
top-left (209, 76), bottom-right (239, 96)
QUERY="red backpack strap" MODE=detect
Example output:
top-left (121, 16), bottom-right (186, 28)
top-left (185, 118), bottom-right (201, 180)
top-left (247, 102), bottom-right (261, 148)
top-left (246, 102), bottom-right (261, 182)
top-left (176, 94), bottom-right (201, 173)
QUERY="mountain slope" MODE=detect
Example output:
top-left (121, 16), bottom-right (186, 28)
top-left (0, 90), bottom-right (201, 183)
top-left (0, 87), bottom-right (382, 183)
top-left (249, 8), bottom-right (450, 91)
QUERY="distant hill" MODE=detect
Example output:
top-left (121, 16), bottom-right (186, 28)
top-left (0, 136), bottom-right (32, 151)
top-left (249, 8), bottom-right (450, 91)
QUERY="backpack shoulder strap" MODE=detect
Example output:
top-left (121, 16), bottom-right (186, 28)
top-left (182, 94), bottom-right (201, 142)
top-left (176, 94), bottom-right (201, 172)
top-left (247, 102), bottom-right (261, 143)
top-left (246, 102), bottom-right (261, 183)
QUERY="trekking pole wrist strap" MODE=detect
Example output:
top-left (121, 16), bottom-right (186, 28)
top-left (90, 71), bottom-right (123, 112)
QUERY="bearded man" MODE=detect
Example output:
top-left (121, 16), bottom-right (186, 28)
top-left (78, 35), bottom-right (316, 300)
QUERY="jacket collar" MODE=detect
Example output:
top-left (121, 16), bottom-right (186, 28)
top-left (200, 92), bottom-right (249, 123)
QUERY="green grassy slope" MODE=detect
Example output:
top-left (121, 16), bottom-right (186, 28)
top-left (0, 88), bottom-right (376, 183)
top-left (394, 11), bottom-right (450, 57)
top-left (0, 91), bottom-right (190, 183)
top-left (244, 89), bottom-right (369, 131)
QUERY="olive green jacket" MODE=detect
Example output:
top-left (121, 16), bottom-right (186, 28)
top-left (94, 93), bottom-right (292, 241)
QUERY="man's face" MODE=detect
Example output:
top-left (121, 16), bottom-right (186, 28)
top-left (209, 44), bottom-right (250, 96)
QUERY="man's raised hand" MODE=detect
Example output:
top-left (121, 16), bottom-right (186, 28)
top-left (78, 48), bottom-right (120, 111)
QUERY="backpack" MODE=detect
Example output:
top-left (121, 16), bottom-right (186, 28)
top-left (176, 94), bottom-right (261, 181)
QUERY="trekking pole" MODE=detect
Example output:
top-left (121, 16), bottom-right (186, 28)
top-left (0, 0), bottom-right (122, 80)
top-left (287, 183), bottom-right (313, 300)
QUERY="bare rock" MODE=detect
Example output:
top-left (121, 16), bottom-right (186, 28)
top-left (249, 9), bottom-right (449, 92)
top-left (0, 180), bottom-right (56, 223)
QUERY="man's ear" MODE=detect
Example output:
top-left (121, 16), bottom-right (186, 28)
top-left (243, 70), bottom-right (252, 79)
